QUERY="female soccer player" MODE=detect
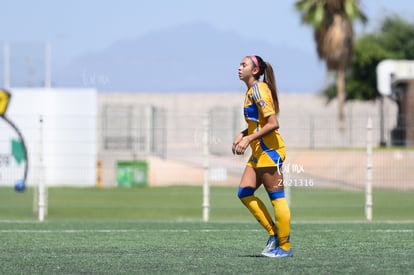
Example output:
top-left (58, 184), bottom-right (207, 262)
top-left (232, 55), bottom-right (292, 258)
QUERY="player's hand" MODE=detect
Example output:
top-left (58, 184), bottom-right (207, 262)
top-left (233, 136), bottom-right (250, 155)
top-left (232, 134), bottom-right (243, 155)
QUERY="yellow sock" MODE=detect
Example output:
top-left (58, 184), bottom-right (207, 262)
top-left (240, 195), bottom-right (276, 236)
top-left (271, 198), bottom-right (291, 250)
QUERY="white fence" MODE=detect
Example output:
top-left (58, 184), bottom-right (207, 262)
top-left (96, 93), bottom-right (412, 190)
top-left (1, 90), bottom-right (413, 191)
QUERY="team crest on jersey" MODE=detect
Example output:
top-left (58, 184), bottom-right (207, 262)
top-left (258, 99), bottom-right (266, 108)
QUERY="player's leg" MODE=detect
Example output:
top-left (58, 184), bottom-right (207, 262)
top-left (237, 165), bottom-right (277, 239)
top-left (260, 166), bottom-right (293, 257)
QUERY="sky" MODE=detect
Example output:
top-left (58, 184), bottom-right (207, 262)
top-left (1, 0), bottom-right (414, 90)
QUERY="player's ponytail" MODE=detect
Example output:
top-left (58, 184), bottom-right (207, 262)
top-left (250, 55), bottom-right (280, 114)
top-left (263, 62), bottom-right (279, 114)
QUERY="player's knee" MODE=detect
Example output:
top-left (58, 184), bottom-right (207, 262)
top-left (237, 187), bottom-right (255, 199)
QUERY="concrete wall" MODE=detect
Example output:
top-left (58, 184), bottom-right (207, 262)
top-left (97, 92), bottom-right (400, 187)
top-left (98, 92), bottom-right (398, 148)
top-left (0, 89), bottom-right (406, 188)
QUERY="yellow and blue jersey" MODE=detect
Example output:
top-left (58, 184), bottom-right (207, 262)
top-left (243, 82), bottom-right (286, 168)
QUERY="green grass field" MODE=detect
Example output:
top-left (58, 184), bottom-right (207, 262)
top-left (0, 186), bottom-right (413, 274)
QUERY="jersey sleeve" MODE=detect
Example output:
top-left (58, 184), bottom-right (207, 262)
top-left (252, 83), bottom-right (275, 118)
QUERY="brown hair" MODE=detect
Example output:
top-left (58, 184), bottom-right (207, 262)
top-left (250, 55), bottom-right (280, 114)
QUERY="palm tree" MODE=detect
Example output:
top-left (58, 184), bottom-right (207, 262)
top-left (295, 0), bottom-right (367, 127)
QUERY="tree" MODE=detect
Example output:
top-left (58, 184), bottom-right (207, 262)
top-left (322, 16), bottom-right (414, 101)
top-left (295, 0), bottom-right (367, 127)
top-left (319, 16), bottom-right (414, 146)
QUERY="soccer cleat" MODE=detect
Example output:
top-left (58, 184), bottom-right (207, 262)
top-left (261, 235), bottom-right (278, 256)
top-left (262, 247), bottom-right (293, 258)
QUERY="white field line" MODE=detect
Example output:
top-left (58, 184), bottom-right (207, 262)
top-left (2, 220), bottom-right (413, 224)
top-left (0, 228), bottom-right (412, 234)
top-left (313, 229), bottom-right (414, 233)
top-left (0, 229), bottom-right (261, 233)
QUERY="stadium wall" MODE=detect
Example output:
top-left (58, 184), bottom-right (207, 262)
top-left (3, 90), bottom-right (409, 189)
top-left (97, 92), bottom-right (404, 188)
top-left (0, 88), bottom-right (97, 187)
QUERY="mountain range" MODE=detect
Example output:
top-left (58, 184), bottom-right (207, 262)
top-left (54, 21), bottom-right (326, 93)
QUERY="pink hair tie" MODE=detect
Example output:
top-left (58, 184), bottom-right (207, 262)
top-left (250, 55), bottom-right (260, 69)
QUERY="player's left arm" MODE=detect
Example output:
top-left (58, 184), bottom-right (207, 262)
top-left (234, 115), bottom-right (279, 154)
top-left (245, 114), bottom-right (279, 143)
